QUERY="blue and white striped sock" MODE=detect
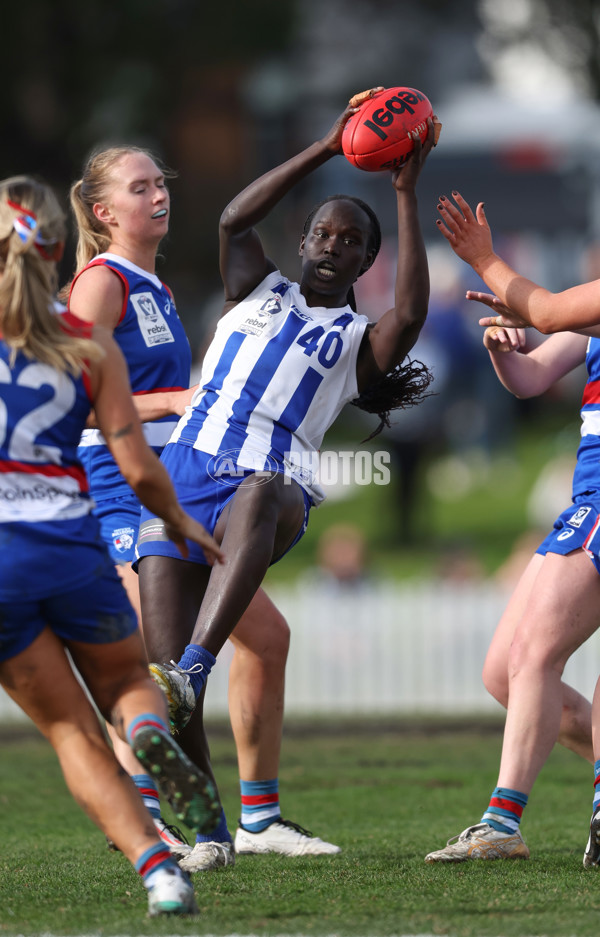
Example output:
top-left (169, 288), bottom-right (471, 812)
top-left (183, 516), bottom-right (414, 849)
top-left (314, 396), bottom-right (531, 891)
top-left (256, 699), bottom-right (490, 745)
top-left (126, 712), bottom-right (170, 745)
top-left (482, 786), bottom-right (528, 834)
top-left (132, 774), bottom-right (161, 819)
top-left (592, 759), bottom-right (600, 813)
top-left (136, 843), bottom-right (180, 889)
top-left (240, 779), bottom-right (280, 833)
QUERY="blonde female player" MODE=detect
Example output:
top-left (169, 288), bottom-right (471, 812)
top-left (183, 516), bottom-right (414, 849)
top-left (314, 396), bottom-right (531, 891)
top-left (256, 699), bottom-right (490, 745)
top-left (0, 175), bottom-right (225, 915)
top-left (65, 145), bottom-right (339, 870)
top-left (425, 191), bottom-right (600, 863)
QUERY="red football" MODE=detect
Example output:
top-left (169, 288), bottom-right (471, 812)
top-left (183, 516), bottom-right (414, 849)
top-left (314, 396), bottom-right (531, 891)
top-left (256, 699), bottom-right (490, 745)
top-left (342, 86), bottom-right (434, 172)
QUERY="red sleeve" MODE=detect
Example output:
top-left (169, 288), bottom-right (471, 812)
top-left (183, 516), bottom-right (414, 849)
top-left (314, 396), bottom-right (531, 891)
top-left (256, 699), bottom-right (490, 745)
top-left (67, 259), bottom-right (130, 325)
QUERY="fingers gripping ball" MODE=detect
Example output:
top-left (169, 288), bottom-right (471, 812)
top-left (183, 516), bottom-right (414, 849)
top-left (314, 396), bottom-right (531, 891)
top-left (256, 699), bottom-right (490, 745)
top-left (342, 86), bottom-right (437, 172)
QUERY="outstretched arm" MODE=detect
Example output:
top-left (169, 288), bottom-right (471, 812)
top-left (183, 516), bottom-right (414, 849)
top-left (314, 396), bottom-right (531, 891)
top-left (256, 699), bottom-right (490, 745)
top-left (482, 325), bottom-right (587, 398)
top-left (468, 290), bottom-right (588, 394)
top-left (219, 89), bottom-right (383, 308)
top-left (466, 290), bottom-right (531, 330)
top-left (470, 289), bottom-right (600, 340)
top-left (436, 192), bottom-right (600, 333)
top-left (356, 119), bottom-right (437, 390)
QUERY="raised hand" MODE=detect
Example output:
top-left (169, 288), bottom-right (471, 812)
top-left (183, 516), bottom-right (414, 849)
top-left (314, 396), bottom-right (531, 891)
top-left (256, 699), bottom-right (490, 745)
top-left (164, 514), bottom-right (225, 565)
top-left (436, 192), bottom-right (494, 269)
top-left (483, 325), bottom-right (527, 353)
top-left (321, 87), bottom-right (384, 154)
top-left (348, 87), bottom-right (385, 109)
top-left (391, 117), bottom-right (439, 191)
top-left (467, 290), bottom-right (530, 330)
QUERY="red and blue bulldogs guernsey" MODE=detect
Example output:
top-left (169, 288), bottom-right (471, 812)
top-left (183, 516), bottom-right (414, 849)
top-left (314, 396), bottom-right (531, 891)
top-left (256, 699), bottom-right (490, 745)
top-left (74, 253), bottom-right (192, 501)
top-left (0, 316), bottom-right (109, 599)
top-left (169, 269), bottom-right (370, 505)
top-left (533, 335), bottom-right (600, 569)
top-left (576, 336), bottom-right (600, 497)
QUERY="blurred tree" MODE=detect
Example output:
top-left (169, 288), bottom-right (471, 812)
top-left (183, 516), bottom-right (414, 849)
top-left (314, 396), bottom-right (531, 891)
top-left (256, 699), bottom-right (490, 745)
top-left (0, 0), bottom-right (493, 347)
top-left (0, 0), bottom-right (294, 344)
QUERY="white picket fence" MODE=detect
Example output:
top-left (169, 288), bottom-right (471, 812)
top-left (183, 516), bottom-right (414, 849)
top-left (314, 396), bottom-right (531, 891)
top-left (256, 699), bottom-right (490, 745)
top-left (2, 579), bottom-right (600, 722)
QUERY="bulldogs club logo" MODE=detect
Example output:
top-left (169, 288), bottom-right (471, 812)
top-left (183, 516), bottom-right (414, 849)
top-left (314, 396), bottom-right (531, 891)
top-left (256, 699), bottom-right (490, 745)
top-left (112, 527), bottom-right (135, 553)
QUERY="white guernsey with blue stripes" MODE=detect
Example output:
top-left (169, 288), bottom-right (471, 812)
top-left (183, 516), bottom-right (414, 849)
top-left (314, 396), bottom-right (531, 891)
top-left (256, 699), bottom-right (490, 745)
top-left (170, 270), bottom-right (370, 505)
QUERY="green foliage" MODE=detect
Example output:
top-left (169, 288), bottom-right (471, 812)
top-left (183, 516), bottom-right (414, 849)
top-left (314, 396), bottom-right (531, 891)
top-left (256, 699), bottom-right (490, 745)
top-left (265, 413), bottom-right (579, 585)
top-left (0, 719), bottom-right (597, 936)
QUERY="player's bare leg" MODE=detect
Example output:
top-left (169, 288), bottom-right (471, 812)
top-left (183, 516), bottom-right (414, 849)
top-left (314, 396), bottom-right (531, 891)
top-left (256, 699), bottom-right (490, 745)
top-left (583, 675), bottom-right (600, 867)
top-left (0, 628), bottom-right (177, 861)
top-left (101, 564), bottom-right (193, 857)
top-left (496, 549), bottom-right (600, 792)
top-left (107, 562), bottom-right (150, 773)
top-left (426, 550), bottom-right (599, 864)
top-left (483, 551), bottom-right (593, 763)
top-left (228, 589), bottom-right (289, 780)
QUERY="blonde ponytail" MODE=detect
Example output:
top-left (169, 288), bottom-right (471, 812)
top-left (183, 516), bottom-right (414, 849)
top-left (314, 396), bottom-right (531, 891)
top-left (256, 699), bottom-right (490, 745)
top-left (59, 145), bottom-right (175, 303)
top-left (69, 177), bottom-right (112, 274)
top-left (0, 176), bottom-right (103, 375)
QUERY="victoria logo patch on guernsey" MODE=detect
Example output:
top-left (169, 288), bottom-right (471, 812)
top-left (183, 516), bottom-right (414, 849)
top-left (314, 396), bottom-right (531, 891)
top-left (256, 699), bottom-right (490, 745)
top-left (568, 505), bottom-right (592, 528)
top-left (131, 292), bottom-right (175, 347)
top-left (239, 293), bottom-right (284, 338)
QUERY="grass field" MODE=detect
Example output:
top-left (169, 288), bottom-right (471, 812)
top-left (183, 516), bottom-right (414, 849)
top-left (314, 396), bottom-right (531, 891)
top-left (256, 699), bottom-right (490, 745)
top-left (1, 717), bottom-right (600, 937)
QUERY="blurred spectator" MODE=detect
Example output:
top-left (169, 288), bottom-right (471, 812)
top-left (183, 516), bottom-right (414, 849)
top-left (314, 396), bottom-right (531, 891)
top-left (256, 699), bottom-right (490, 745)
top-left (434, 540), bottom-right (486, 584)
top-left (493, 529), bottom-right (546, 593)
top-left (527, 452), bottom-right (577, 531)
top-left (304, 523), bottom-right (373, 593)
top-left (375, 246), bottom-right (518, 542)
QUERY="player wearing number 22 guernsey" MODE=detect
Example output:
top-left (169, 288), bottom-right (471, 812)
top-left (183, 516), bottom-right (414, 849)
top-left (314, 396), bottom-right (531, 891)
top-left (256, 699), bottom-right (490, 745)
top-left (0, 314), bottom-right (108, 604)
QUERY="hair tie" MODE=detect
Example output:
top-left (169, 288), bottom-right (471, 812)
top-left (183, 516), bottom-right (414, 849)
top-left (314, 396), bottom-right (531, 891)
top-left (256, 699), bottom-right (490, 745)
top-left (9, 210), bottom-right (38, 245)
top-left (6, 198), bottom-right (59, 258)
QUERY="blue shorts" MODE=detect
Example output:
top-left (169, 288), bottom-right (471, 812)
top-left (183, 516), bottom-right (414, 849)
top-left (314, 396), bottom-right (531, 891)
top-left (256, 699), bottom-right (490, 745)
top-left (536, 500), bottom-right (600, 573)
top-left (136, 445), bottom-right (311, 567)
top-left (0, 563), bottom-right (138, 663)
top-left (93, 494), bottom-right (141, 564)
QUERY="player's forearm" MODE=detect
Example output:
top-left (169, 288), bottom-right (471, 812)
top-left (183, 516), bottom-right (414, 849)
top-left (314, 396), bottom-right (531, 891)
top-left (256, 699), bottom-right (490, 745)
top-left (393, 188), bottom-right (429, 331)
top-left (132, 388), bottom-right (190, 422)
top-left (472, 255), bottom-right (564, 334)
top-left (220, 142), bottom-right (334, 236)
top-left (487, 349), bottom-right (548, 398)
top-left (131, 466), bottom-right (187, 527)
top-left (360, 190), bottom-right (429, 380)
top-left (117, 446), bottom-right (186, 525)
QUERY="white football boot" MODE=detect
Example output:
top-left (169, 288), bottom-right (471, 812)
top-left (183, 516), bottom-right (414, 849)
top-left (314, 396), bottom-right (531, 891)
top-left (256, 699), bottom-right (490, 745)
top-left (234, 819), bottom-right (341, 857)
top-left (424, 822), bottom-right (530, 862)
top-left (147, 868), bottom-right (198, 916)
top-left (179, 840), bottom-right (235, 872)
